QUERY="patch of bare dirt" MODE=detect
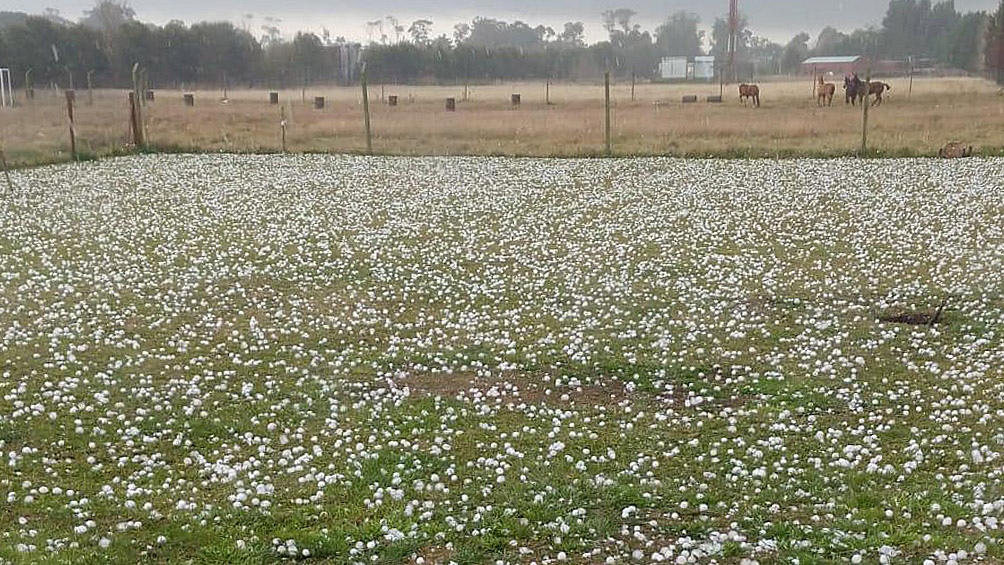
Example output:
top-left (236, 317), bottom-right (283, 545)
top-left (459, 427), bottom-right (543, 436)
top-left (399, 370), bottom-right (637, 409)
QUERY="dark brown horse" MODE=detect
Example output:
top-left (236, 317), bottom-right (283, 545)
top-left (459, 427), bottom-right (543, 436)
top-left (845, 76), bottom-right (891, 106)
top-left (817, 76), bottom-right (835, 106)
top-left (844, 75), bottom-right (865, 106)
top-left (739, 84), bottom-right (760, 108)
top-left (865, 82), bottom-right (891, 106)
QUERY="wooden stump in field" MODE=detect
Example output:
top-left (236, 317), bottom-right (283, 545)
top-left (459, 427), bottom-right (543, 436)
top-left (269, 92), bottom-right (279, 105)
top-left (939, 142), bottom-right (972, 158)
top-left (446, 98), bottom-right (456, 111)
top-left (388, 95), bottom-right (398, 107)
top-left (183, 93), bottom-right (195, 107)
top-left (314, 97), bottom-right (325, 110)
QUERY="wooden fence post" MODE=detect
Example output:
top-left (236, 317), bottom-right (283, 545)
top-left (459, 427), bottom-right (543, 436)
top-left (280, 106), bottom-right (287, 154)
top-left (87, 70), bottom-right (94, 106)
top-left (129, 92), bottom-right (142, 147)
top-left (631, 73), bottom-right (636, 102)
top-left (909, 58), bottom-right (914, 98)
top-left (604, 72), bottom-right (612, 157)
top-left (131, 64), bottom-right (145, 148)
top-left (66, 91), bottom-right (77, 160)
top-left (362, 64), bottom-right (373, 155)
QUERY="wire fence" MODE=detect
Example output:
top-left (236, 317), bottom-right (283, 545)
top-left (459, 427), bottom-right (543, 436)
top-left (0, 76), bottom-right (998, 168)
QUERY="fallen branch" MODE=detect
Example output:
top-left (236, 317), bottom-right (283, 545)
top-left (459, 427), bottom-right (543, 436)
top-left (929, 296), bottom-right (950, 328)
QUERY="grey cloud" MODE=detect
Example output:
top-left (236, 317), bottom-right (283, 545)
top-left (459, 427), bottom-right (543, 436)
top-left (9, 0), bottom-right (1001, 42)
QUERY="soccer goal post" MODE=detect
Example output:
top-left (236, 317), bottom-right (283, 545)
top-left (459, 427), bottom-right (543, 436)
top-left (0, 68), bottom-right (13, 108)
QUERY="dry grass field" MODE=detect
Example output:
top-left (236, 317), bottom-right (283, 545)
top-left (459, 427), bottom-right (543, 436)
top-left (1, 76), bottom-right (1002, 165)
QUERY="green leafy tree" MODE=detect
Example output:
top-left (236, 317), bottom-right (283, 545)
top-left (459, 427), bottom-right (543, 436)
top-left (781, 32), bottom-right (810, 74)
top-left (408, 20), bottom-right (433, 46)
top-left (291, 32), bottom-right (325, 84)
top-left (986, 0), bottom-right (1004, 82)
top-left (601, 9), bottom-right (637, 36)
top-left (814, 26), bottom-right (849, 56)
top-left (80, 0), bottom-right (135, 33)
top-left (559, 22), bottom-right (585, 47)
top-left (655, 12), bottom-right (703, 57)
top-left (941, 11), bottom-right (987, 71)
top-left (189, 21), bottom-right (261, 86)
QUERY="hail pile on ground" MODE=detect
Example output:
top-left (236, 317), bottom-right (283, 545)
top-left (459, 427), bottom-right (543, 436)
top-left (0, 154), bottom-right (1003, 564)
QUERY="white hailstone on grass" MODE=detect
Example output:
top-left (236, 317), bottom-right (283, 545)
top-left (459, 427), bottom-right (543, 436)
top-left (7, 155), bottom-right (1004, 562)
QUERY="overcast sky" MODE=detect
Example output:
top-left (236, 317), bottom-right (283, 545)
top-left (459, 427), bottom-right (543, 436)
top-left (7, 0), bottom-right (1001, 44)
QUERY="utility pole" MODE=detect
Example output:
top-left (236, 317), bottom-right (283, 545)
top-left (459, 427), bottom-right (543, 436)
top-left (728, 0), bottom-right (739, 84)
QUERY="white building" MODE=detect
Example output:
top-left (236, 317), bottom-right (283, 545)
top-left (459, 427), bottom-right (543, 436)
top-left (660, 56), bottom-right (716, 81)
top-left (694, 56), bottom-right (715, 81)
top-left (659, 57), bottom-right (688, 80)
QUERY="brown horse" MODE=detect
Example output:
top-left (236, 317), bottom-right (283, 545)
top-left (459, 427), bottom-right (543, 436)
top-left (866, 82), bottom-right (891, 106)
top-left (739, 84), bottom-right (760, 108)
top-left (816, 76), bottom-right (835, 107)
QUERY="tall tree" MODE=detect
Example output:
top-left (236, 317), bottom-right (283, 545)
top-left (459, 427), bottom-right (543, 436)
top-left (80, 0), bottom-right (135, 33)
top-left (942, 11), bottom-right (987, 71)
top-left (747, 35), bottom-right (783, 76)
top-left (601, 9), bottom-right (638, 36)
top-left (781, 32), bottom-right (810, 73)
top-left (465, 18), bottom-right (546, 49)
top-left (986, 0), bottom-right (1004, 82)
top-left (655, 12), bottom-right (703, 57)
top-left (81, 0), bottom-right (136, 80)
top-left (710, 14), bottom-right (750, 60)
top-left (560, 22), bottom-right (585, 47)
top-left (291, 32), bottom-right (325, 84)
top-left (408, 19), bottom-right (433, 46)
top-left (814, 26), bottom-right (849, 55)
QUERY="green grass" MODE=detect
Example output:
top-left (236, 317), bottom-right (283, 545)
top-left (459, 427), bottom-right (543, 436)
top-left (0, 155), bottom-right (1001, 564)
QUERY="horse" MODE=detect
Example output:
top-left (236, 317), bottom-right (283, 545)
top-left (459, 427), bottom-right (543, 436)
top-left (865, 82), bottom-right (891, 106)
top-left (739, 84), bottom-right (760, 108)
top-left (816, 76), bottom-right (835, 107)
top-left (843, 75), bottom-right (865, 106)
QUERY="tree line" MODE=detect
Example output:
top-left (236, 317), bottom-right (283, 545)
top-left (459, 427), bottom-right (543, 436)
top-left (0, 0), bottom-right (999, 90)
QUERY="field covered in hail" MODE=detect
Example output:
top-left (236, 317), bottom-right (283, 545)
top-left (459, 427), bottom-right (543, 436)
top-left (0, 155), bottom-right (1003, 565)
